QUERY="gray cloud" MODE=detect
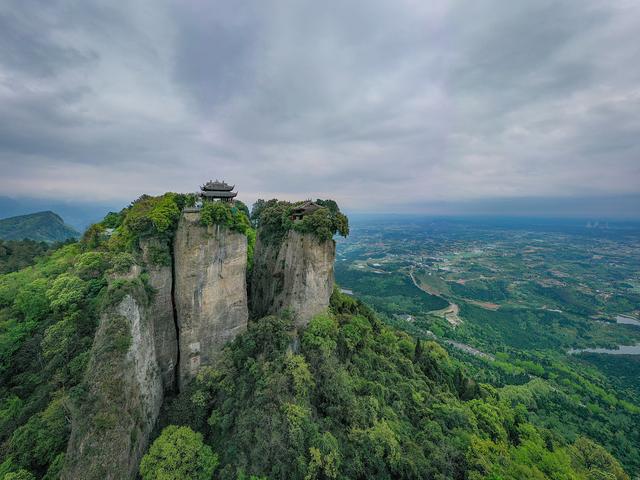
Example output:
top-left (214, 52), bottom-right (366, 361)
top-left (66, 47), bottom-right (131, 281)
top-left (0, 0), bottom-right (638, 216)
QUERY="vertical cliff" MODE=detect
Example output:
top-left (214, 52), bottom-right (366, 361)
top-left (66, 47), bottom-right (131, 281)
top-left (61, 198), bottom-right (339, 478)
top-left (139, 238), bottom-right (178, 392)
top-left (62, 282), bottom-right (163, 480)
top-left (173, 211), bottom-right (249, 389)
top-left (250, 229), bottom-right (335, 328)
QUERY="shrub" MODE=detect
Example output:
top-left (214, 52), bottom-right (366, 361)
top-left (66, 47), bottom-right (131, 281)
top-left (139, 425), bottom-right (218, 480)
top-left (252, 199), bottom-right (349, 245)
top-left (200, 202), bottom-right (252, 236)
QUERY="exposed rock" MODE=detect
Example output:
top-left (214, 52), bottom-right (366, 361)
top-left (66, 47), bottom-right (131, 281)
top-left (139, 238), bottom-right (178, 392)
top-left (62, 289), bottom-right (163, 480)
top-left (250, 229), bottom-right (335, 328)
top-left (173, 211), bottom-right (248, 389)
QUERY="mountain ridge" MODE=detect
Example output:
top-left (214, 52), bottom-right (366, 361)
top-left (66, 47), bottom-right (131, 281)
top-left (0, 211), bottom-right (79, 243)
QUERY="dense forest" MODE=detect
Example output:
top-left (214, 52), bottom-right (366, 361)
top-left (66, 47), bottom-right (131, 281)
top-left (0, 241), bottom-right (54, 275)
top-left (0, 194), bottom-right (634, 479)
top-left (152, 290), bottom-right (628, 480)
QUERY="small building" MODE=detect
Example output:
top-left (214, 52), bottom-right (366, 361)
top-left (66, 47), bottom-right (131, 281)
top-left (200, 180), bottom-right (237, 203)
top-left (291, 201), bottom-right (321, 222)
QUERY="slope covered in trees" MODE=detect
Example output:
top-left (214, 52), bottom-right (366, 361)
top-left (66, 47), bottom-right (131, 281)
top-left (0, 193), bottom-right (200, 478)
top-left (156, 290), bottom-right (628, 480)
top-left (0, 212), bottom-right (79, 243)
top-left (0, 241), bottom-right (54, 275)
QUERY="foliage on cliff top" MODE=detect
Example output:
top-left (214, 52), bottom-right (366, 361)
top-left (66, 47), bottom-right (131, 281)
top-left (82, 192), bottom-right (195, 253)
top-left (251, 198), bottom-right (349, 245)
top-left (160, 289), bottom-right (627, 480)
top-left (199, 201), bottom-right (252, 236)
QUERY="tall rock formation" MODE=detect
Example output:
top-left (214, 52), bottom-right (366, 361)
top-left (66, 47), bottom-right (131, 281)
top-left (173, 211), bottom-right (249, 389)
top-left (250, 229), bottom-right (335, 328)
top-left (62, 200), bottom-right (339, 478)
top-left (139, 238), bottom-right (178, 391)
top-left (62, 283), bottom-right (164, 480)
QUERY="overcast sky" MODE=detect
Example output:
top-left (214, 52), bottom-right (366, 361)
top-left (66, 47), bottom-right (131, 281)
top-left (1, 0), bottom-right (639, 216)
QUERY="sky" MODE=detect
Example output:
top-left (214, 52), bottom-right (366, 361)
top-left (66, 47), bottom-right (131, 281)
top-left (1, 0), bottom-right (639, 218)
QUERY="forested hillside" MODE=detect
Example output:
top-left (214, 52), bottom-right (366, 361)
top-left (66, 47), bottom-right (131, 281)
top-left (0, 212), bottom-right (79, 243)
top-left (0, 241), bottom-right (53, 275)
top-left (153, 290), bottom-right (628, 480)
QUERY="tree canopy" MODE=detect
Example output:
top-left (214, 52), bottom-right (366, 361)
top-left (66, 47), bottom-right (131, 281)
top-left (251, 199), bottom-right (349, 244)
top-left (139, 425), bottom-right (218, 480)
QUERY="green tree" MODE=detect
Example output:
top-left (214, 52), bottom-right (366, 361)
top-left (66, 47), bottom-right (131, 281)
top-left (3, 470), bottom-right (36, 480)
top-left (139, 425), bottom-right (218, 480)
top-left (13, 278), bottom-right (49, 321)
top-left (46, 274), bottom-right (86, 312)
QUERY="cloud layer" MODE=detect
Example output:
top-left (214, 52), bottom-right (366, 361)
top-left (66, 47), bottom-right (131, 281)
top-left (1, 0), bottom-right (639, 213)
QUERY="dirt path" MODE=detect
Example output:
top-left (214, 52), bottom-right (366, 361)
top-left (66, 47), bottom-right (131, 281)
top-left (465, 299), bottom-right (500, 311)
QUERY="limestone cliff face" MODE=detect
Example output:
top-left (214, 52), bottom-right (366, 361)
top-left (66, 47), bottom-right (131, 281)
top-left (174, 211), bottom-right (248, 389)
top-left (62, 289), bottom-right (163, 480)
top-left (250, 229), bottom-right (335, 328)
top-left (139, 238), bottom-right (178, 392)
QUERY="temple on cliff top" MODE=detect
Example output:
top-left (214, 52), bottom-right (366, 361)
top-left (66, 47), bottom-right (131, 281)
top-left (291, 200), bottom-right (320, 222)
top-left (200, 179), bottom-right (237, 203)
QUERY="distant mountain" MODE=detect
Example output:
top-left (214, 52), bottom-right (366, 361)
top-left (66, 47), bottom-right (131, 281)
top-left (0, 196), bottom-right (124, 232)
top-left (0, 211), bottom-right (80, 242)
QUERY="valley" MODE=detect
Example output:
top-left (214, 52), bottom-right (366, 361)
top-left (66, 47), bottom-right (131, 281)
top-left (336, 215), bottom-right (640, 474)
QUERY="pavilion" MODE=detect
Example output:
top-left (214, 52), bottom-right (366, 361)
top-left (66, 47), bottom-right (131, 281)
top-left (200, 180), bottom-right (237, 203)
top-left (291, 201), bottom-right (321, 222)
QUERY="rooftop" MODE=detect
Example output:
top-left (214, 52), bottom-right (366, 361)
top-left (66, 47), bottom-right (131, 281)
top-left (201, 179), bottom-right (234, 191)
top-left (292, 201), bottom-right (321, 213)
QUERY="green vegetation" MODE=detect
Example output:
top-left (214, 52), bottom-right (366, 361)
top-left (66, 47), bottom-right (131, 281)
top-left (0, 192), bottom-right (263, 478)
top-left (0, 212), bottom-right (79, 243)
top-left (0, 193), bottom-right (194, 478)
top-left (1, 198), bottom-right (638, 479)
top-left (336, 217), bottom-right (640, 476)
top-left (156, 290), bottom-right (627, 480)
top-left (81, 193), bottom-right (194, 254)
top-left (0, 243), bottom-right (107, 479)
top-left (449, 279), bottom-right (510, 303)
top-left (252, 199), bottom-right (349, 245)
top-left (335, 265), bottom-right (448, 314)
top-left (0, 241), bottom-right (53, 275)
top-left (140, 426), bottom-right (218, 480)
top-left (200, 201), bottom-right (252, 235)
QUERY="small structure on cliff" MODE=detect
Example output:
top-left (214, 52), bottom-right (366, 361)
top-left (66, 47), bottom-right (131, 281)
top-left (291, 200), bottom-right (321, 222)
top-left (200, 179), bottom-right (237, 203)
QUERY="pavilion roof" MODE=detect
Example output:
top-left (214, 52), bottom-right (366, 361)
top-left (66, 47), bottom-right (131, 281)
top-left (201, 180), bottom-right (235, 191)
top-left (292, 201), bottom-right (321, 214)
